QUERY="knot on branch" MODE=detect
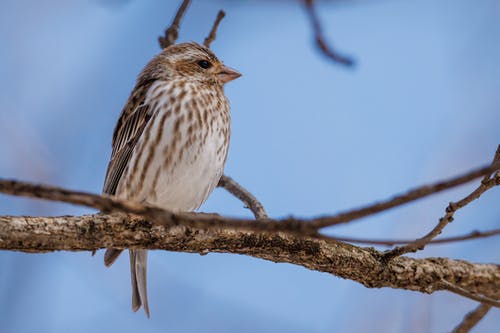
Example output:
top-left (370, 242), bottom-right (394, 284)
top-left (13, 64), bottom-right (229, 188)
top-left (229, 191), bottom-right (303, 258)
top-left (446, 202), bottom-right (458, 213)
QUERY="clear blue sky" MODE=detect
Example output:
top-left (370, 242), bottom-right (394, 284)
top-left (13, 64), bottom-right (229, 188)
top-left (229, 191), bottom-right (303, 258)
top-left (0, 0), bottom-right (499, 332)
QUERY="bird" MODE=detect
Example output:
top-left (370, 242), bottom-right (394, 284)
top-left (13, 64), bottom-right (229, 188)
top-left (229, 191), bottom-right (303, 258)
top-left (101, 42), bottom-right (241, 317)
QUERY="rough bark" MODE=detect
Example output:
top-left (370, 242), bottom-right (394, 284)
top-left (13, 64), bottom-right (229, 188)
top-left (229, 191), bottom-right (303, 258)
top-left (1, 214), bottom-right (498, 300)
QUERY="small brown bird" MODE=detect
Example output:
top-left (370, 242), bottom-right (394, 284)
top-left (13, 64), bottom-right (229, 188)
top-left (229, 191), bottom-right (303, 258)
top-left (102, 42), bottom-right (241, 317)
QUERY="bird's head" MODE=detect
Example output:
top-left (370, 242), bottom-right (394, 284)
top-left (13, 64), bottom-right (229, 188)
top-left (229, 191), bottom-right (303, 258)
top-left (146, 42), bottom-right (241, 86)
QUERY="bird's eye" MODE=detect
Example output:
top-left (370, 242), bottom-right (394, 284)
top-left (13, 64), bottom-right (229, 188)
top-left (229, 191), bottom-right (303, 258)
top-left (197, 60), bottom-right (212, 69)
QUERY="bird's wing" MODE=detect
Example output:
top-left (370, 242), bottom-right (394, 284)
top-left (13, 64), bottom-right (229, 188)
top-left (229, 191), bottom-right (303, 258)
top-left (103, 84), bottom-right (154, 195)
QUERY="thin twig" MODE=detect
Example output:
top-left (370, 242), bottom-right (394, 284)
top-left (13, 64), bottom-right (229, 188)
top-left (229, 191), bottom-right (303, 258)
top-left (303, 0), bottom-right (354, 66)
top-left (0, 179), bottom-right (315, 236)
top-left (1, 160), bottom-right (499, 236)
top-left (329, 228), bottom-right (500, 246)
top-left (158, 0), bottom-right (191, 49)
top-left (218, 175), bottom-right (268, 219)
top-left (204, 10), bottom-right (225, 48)
top-left (383, 146), bottom-right (500, 260)
top-left (1, 171), bottom-right (498, 246)
top-left (441, 279), bottom-right (500, 308)
top-left (451, 303), bottom-right (492, 333)
top-left (310, 160), bottom-right (500, 229)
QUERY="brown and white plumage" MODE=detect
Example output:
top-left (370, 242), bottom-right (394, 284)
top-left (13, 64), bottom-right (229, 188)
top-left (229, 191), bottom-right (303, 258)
top-left (102, 42), bottom-right (240, 317)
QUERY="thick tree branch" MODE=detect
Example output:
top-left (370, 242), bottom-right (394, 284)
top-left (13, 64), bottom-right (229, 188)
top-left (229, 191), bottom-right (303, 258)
top-left (1, 214), bottom-right (499, 300)
top-left (1, 177), bottom-right (499, 303)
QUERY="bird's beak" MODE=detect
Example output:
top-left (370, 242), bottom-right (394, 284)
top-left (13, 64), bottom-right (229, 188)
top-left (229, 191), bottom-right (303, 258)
top-left (217, 65), bottom-right (242, 84)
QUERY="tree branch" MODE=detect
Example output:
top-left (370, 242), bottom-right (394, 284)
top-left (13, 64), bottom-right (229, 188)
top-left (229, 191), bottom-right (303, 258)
top-left (330, 228), bottom-right (500, 246)
top-left (204, 10), bottom-right (225, 48)
top-left (218, 175), bottom-right (268, 219)
top-left (440, 279), bottom-right (500, 308)
top-left (1, 2), bottom-right (498, 316)
top-left (158, 0), bottom-right (191, 49)
top-left (2, 161), bottom-right (498, 239)
top-left (303, 0), bottom-right (354, 66)
top-left (451, 303), bottom-right (492, 333)
top-left (1, 213), bottom-right (499, 300)
top-left (0, 179), bottom-right (315, 236)
top-left (309, 159), bottom-right (500, 229)
top-left (384, 145), bottom-right (500, 260)
top-left (0, 178), bottom-right (499, 303)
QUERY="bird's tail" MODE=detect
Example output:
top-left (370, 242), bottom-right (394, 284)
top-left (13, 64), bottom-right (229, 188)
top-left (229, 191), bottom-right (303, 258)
top-left (130, 249), bottom-right (150, 318)
top-left (104, 248), bottom-right (123, 267)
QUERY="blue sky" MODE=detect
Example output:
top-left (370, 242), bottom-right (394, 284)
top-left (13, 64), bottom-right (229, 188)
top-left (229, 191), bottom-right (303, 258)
top-left (0, 0), bottom-right (499, 332)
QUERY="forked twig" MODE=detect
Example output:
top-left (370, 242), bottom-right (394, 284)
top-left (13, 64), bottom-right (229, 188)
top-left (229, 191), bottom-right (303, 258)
top-left (383, 146), bottom-right (500, 260)
top-left (159, 0), bottom-right (191, 49)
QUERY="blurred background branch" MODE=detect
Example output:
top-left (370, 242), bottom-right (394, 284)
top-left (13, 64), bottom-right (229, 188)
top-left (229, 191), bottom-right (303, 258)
top-left (303, 0), bottom-right (354, 66)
